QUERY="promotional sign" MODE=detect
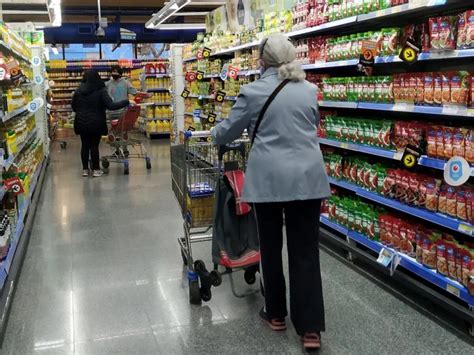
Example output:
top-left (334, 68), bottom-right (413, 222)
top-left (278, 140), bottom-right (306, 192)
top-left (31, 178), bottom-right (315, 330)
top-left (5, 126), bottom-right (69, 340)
top-left (181, 89), bottom-right (190, 98)
top-left (207, 112), bottom-right (217, 123)
top-left (202, 47), bottom-right (211, 58)
top-left (4, 177), bottom-right (24, 196)
top-left (196, 49), bottom-right (204, 60)
top-left (444, 156), bottom-right (470, 186)
top-left (220, 63), bottom-right (229, 81)
top-left (377, 248), bottom-right (395, 267)
top-left (358, 41), bottom-right (377, 75)
top-left (228, 66), bottom-right (239, 80)
top-left (32, 56), bottom-right (42, 66)
top-left (401, 144), bottom-right (422, 169)
top-left (399, 38), bottom-right (421, 64)
top-left (215, 91), bottom-right (226, 103)
top-left (0, 65), bottom-right (7, 81)
top-left (196, 71), bottom-right (205, 81)
top-left (185, 71), bottom-right (197, 82)
top-left (34, 75), bottom-right (44, 85)
top-left (27, 98), bottom-right (44, 113)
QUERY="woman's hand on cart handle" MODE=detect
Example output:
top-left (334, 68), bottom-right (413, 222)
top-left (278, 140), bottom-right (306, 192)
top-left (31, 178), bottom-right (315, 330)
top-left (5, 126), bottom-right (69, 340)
top-left (184, 130), bottom-right (212, 139)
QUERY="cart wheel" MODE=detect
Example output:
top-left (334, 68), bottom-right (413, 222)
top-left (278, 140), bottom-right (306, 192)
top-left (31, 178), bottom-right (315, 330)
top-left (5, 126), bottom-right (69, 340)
top-left (189, 279), bottom-right (201, 305)
top-left (101, 158), bottom-right (110, 169)
top-left (194, 260), bottom-right (206, 273)
top-left (102, 168), bottom-right (109, 175)
top-left (200, 288), bottom-right (212, 302)
top-left (124, 164), bottom-right (129, 175)
top-left (244, 269), bottom-right (256, 285)
top-left (146, 158), bottom-right (152, 170)
top-left (124, 150), bottom-right (130, 158)
top-left (210, 270), bottom-right (222, 287)
top-left (181, 250), bottom-right (188, 266)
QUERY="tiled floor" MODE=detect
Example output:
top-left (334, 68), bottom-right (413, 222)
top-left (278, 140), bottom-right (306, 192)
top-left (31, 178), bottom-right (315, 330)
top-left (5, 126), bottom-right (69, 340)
top-left (1, 138), bottom-right (472, 354)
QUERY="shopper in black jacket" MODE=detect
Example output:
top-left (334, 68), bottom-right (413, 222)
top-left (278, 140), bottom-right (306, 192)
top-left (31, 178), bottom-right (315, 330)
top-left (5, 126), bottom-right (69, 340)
top-left (72, 70), bottom-right (129, 177)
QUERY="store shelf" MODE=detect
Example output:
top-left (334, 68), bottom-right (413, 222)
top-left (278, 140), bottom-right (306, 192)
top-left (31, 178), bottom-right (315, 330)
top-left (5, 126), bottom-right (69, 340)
top-left (144, 73), bottom-right (169, 78)
top-left (50, 108), bottom-right (72, 112)
top-left (144, 117), bottom-right (171, 121)
top-left (2, 129), bottom-right (38, 171)
top-left (318, 101), bottom-right (474, 118)
top-left (51, 88), bottom-right (77, 92)
top-left (0, 41), bottom-right (30, 64)
top-left (318, 101), bottom-right (358, 109)
top-left (0, 105), bottom-right (30, 123)
top-left (0, 158), bottom-right (44, 286)
top-left (319, 215), bottom-right (474, 306)
top-left (147, 88), bottom-right (170, 92)
top-left (318, 138), bottom-right (401, 160)
top-left (327, 177), bottom-right (474, 237)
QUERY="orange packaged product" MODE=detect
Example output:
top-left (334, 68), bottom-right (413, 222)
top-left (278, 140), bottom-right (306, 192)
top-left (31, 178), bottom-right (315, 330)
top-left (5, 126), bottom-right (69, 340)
top-left (452, 128), bottom-right (466, 158)
top-left (465, 129), bottom-right (474, 163)
top-left (446, 242), bottom-right (458, 280)
top-left (436, 240), bottom-right (448, 276)
top-left (461, 249), bottom-right (473, 288)
top-left (433, 74), bottom-right (443, 106)
top-left (457, 189), bottom-right (468, 221)
top-left (426, 126), bottom-right (438, 157)
top-left (391, 218), bottom-right (402, 251)
top-left (450, 72), bottom-right (469, 106)
top-left (455, 247), bottom-right (464, 282)
top-left (416, 74), bottom-right (424, 105)
top-left (393, 74), bottom-right (401, 102)
top-left (443, 127), bottom-right (454, 159)
top-left (424, 73), bottom-right (434, 105)
top-left (435, 126), bottom-right (445, 159)
top-left (425, 179), bottom-right (440, 212)
top-left (446, 186), bottom-right (457, 217)
top-left (441, 73), bottom-right (451, 105)
top-left (408, 75), bottom-right (417, 104)
top-left (468, 260), bottom-right (474, 296)
top-left (422, 237), bottom-right (437, 269)
top-left (437, 185), bottom-right (447, 214)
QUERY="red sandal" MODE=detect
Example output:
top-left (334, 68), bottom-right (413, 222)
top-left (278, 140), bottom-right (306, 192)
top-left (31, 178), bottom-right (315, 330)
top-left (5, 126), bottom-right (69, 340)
top-left (259, 308), bottom-right (287, 331)
top-left (301, 332), bottom-right (321, 350)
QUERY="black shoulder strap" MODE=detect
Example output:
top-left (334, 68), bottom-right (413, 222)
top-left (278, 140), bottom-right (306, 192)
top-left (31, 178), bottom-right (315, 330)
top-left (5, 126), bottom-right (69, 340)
top-left (251, 79), bottom-right (290, 145)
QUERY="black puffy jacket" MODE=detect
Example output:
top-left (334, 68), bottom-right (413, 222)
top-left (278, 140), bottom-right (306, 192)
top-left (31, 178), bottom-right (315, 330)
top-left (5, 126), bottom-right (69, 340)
top-left (72, 84), bottom-right (129, 136)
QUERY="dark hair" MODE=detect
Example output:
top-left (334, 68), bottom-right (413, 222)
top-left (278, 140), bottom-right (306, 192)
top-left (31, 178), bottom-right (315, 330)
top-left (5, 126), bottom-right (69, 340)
top-left (82, 70), bottom-right (105, 90)
top-left (110, 65), bottom-right (123, 75)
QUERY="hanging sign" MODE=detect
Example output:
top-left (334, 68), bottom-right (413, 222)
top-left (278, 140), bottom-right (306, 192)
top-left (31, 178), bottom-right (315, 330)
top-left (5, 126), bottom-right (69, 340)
top-left (401, 144), bottom-right (422, 169)
top-left (444, 156), bottom-right (470, 186)
top-left (227, 66), bottom-right (239, 80)
top-left (399, 38), bottom-right (421, 64)
top-left (185, 71), bottom-right (197, 82)
top-left (357, 41), bottom-right (377, 76)
top-left (202, 47), bottom-right (211, 58)
top-left (27, 98), bottom-right (44, 113)
top-left (4, 177), bottom-right (24, 196)
top-left (215, 91), bottom-right (226, 103)
top-left (220, 64), bottom-right (229, 81)
top-left (181, 89), bottom-right (190, 98)
top-left (196, 71), bottom-right (205, 81)
top-left (377, 248), bottom-right (395, 267)
top-left (32, 56), bottom-right (42, 66)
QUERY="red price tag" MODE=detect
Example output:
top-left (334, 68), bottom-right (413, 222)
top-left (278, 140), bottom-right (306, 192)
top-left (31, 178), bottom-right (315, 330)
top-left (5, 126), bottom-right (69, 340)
top-left (228, 66), bottom-right (239, 80)
top-left (185, 71), bottom-right (197, 82)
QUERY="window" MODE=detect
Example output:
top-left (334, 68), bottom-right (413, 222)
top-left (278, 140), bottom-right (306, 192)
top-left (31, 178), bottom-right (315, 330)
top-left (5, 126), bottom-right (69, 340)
top-left (64, 44), bottom-right (101, 60)
top-left (101, 43), bottom-right (134, 60)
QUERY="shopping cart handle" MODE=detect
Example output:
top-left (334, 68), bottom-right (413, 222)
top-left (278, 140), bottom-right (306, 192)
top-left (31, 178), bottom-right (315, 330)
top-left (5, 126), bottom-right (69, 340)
top-left (184, 130), bottom-right (211, 139)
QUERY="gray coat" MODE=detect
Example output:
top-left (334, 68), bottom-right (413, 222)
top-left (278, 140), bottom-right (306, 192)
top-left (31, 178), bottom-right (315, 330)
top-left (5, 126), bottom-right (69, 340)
top-left (212, 67), bottom-right (331, 203)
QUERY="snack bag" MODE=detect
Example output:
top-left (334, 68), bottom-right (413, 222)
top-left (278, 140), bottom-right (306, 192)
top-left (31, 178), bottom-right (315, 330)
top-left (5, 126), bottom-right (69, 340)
top-left (443, 127), bottom-right (453, 159)
top-left (452, 128), bottom-right (466, 158)
top-left (436, 240), bottom-right (448, 276)
top-left (406, 224), bottom-right (417, 257)
top-left (437, 185), bottom-right (447, 214)
top-left (442, 73), bottom-right (451, 105)
top-left (450, 72), bottom-right (469, 106)
top-left (457, 11), bottom-right (467, 49)
top-left (468, 259), bottom-right (474, 296)
top-left (426, 126), bottom-right (438, 157)
top-left (429, 17), bottom-right (440, 50)
top-left (446, 186), bottom-right (457, 217)
top-left (446, 242), bottom-right (457, 280)
top-left (457, 189), bottom-right (468, 221)
top-left (392, 218), bottom-right (401, 250)
top-left (422, 236), bottom-right (437, 269)
top-left (461, 249), bottom-right (473, 287)
top-left (436, 126), bottom-right (445, 159)
top-left (465, 129), bottom-right (474, 163)
top-left (415, 228), bottom-right (425, 263)
top-left (425, 179), bottom-right (440, 212)
top-left (423, 73), bottom-right (434, 106)
top-left (438, 16), bottom-right (458, 50)
top-left (433, 74), bottom-right (443, 106)
top-left (455, 246), bottom-right (464, 282)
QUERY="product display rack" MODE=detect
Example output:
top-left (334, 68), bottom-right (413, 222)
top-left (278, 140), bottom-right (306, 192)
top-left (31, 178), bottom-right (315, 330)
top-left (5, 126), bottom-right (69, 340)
top-left (0, 27), bottom-right (48, 339)
top-left (176, 0), bottom-right (474, 335)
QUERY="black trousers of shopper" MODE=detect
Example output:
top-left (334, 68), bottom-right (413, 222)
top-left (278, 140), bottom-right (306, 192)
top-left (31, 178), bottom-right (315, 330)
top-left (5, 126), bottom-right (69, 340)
top-left (80, 134), bottom-right (102, 170)
top-left (255, 199), bottom-right (325, 335)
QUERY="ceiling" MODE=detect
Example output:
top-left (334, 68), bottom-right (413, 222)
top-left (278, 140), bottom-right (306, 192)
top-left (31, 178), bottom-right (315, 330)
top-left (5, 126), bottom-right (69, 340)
top-left (1, 0), bottom-right (223, 25)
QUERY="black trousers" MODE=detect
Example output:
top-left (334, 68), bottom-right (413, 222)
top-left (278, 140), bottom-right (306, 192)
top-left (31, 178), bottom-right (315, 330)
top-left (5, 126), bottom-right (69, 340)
top-left (80, 134), bottom-right (102, 170)
top-left (255, 199), bottom-right (325, 335)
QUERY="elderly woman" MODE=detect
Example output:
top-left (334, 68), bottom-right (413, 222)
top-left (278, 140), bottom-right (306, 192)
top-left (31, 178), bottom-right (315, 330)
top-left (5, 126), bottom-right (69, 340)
top-left (211, 34), bottom-right (330, 350)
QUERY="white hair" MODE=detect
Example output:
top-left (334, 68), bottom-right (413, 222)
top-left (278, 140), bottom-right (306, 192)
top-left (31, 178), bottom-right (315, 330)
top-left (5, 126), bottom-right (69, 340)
top-left (260, 34), bottom-right (306, 82)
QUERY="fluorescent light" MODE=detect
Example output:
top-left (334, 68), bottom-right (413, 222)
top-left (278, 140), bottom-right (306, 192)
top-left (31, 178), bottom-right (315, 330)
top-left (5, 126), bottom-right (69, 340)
top-left (51, 46), bottom-right (59, 55)
top-left (158, 23), bottom-right (206, 30)
top-left (172, 11), bottom-right (209, 16)
top-left (2, 10), bottom-right (49, 15)
top-left (145, 0), bottom-right (191, 29)
top-left (47, 0), bottom-right (62, 27)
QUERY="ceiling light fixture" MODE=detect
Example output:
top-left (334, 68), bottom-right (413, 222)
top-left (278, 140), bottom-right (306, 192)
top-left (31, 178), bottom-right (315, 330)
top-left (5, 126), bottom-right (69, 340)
top-left (47, 0), bottom-right (62, 27)
top-left (158, 23), bottom-right (206, 30)
top-left (145, 0), bottom-right (191, 29)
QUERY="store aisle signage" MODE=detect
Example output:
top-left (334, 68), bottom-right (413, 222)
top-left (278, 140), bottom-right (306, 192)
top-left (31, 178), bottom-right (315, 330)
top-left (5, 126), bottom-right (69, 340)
top-left (220, 64), bottom-right (229, 81)
top-left (181, 89), bottom-right (190, 98)
top-left (215, 91), bottom-right (226, 103)
top-left (202, 48), bottom-right (211, 58)
top-left (444, 156), bottom-right (470, 186)
top-left (399, 39), bottom-right (421, 64)
top-left (185, 71), bottom-right (197, 82)
top-left (196, 71), bottom-right (205, 81)
top-left (358, 41), bottom-right (376, 75)
top-left (34, 75), bottom-right (44, 85)
top-left (401, 144), bottom-right (422, 169)
top-left (228, 66), bottom-right (239, 80)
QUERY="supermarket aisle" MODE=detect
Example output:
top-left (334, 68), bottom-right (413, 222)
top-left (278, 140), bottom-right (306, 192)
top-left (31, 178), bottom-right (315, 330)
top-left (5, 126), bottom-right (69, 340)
top-left (1, 138), bottom-right (472, 354)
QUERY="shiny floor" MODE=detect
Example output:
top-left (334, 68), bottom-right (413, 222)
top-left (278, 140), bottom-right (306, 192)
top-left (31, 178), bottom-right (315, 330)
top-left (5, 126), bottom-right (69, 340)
top-left (1, 138), bottom-right (472, 354)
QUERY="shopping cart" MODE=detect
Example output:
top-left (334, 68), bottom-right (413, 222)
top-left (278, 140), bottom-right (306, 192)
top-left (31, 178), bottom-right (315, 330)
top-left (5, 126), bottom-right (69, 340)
top-left (172, 130), bottom-right (260, 305)
top-left (101, 103), bottom-right (152, 175)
